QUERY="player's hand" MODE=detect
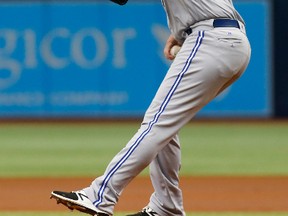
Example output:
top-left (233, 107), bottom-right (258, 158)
top-left (164, 35), bottom-right (182, 60)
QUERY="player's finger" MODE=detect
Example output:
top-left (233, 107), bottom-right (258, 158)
top-left (164, 44), bottom-right (175, 60)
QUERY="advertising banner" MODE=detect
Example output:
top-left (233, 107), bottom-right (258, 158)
top-left (0, 1), bottom-right (272, 118)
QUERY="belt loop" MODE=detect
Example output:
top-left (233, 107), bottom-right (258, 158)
top-left (185, 28), bottom-right (192, 35)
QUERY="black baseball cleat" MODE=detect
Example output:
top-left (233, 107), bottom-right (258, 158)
top-left (50, 190), bottom-right (109, 216)
top-left (127, 206), bottom-right (159, 216)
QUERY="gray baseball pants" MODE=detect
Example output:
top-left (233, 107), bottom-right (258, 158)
top-left (84, 21), bottom-right (251, 216)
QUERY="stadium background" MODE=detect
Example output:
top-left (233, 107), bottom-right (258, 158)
top-left (0, 0), bottom-right (288, 216)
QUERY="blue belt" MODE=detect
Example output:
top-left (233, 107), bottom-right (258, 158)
top-left (185, 19), bottom-right (240, 35)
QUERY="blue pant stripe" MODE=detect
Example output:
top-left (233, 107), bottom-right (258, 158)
top-left (93, 31), bottom-right (205, 207)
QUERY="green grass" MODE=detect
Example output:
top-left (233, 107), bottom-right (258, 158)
top-left (180, 122), bottom-right (288, 175)
top-left (0, 123), bottom-right (132, 177)
top-left (0, 121), bottom-right (288, 177)
top-left (1, 212), bottom-right (288, 216)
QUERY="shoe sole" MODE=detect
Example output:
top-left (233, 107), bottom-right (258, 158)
top-left (50, 192), bottom-right (97, 215)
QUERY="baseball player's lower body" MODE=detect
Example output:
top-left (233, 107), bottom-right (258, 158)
top-left (51, 19), bottom-right (251, 216)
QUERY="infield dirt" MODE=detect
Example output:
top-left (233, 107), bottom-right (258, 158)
top-left (1, 176), bottom-right (288, 212)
